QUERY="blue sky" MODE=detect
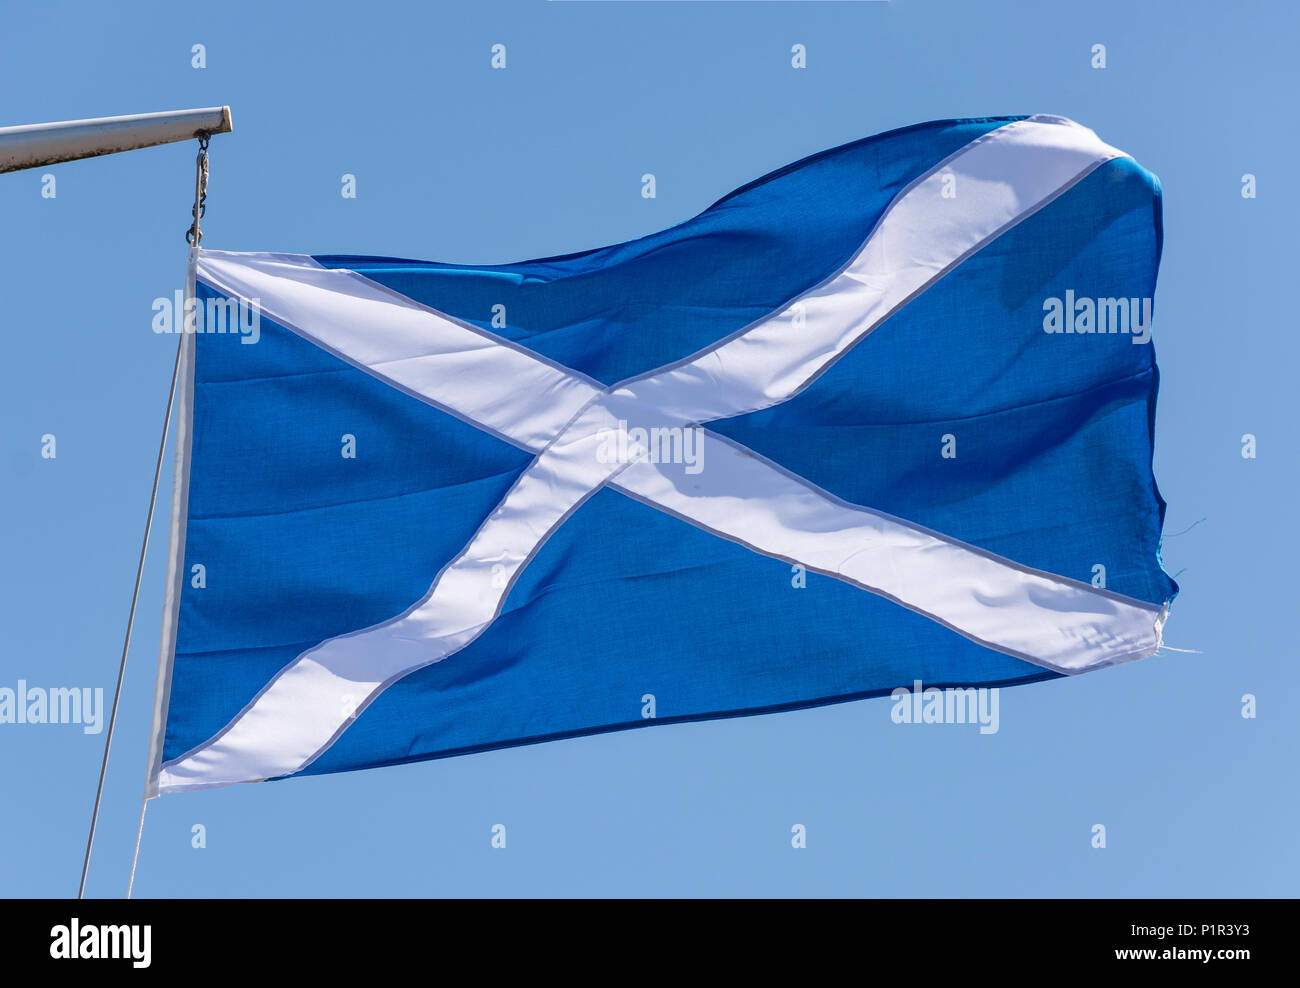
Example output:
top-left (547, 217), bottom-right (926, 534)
top-left (1, 0), bottom-right (1295, 897)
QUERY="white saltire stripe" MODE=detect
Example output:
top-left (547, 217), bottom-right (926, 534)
top-left (157, 116), bottom-right (1165, 792)
top-left (182, 250), bottom-right (602, 450)
top-left (617, 115), bottom-right (1131, 423)
top-left (617, 440), bottom-right (1165, 669)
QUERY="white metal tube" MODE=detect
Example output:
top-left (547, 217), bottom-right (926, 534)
top-left (0, 106), bottom-right (232, 174)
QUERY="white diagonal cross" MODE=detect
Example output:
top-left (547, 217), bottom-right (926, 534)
top-left (157, 116), bottom-right (1166, 792)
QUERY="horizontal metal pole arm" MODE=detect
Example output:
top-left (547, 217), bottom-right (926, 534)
top-left (0, 106), bottom-right (233, 174)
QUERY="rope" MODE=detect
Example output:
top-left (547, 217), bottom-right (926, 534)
top-left (126, 797), bottom-right (150, 898)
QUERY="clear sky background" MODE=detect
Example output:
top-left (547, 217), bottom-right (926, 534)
top-left (1, 0), bottom-right (1295, 898)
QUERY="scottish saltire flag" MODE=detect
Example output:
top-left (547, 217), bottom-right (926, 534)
top-left (145, 114), bottom-right (1176, 794)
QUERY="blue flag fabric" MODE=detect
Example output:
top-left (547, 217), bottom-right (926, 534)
top-left (147, 114), bottom-right (1176, 794)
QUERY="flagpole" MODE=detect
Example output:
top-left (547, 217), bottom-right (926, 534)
top-left (0, 106), bottom-right (231, 173)
top-left (0, 106), bottom-right (234, 896)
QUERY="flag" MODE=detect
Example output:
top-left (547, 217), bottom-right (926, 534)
top-left (146, 114), bottom-right (1177, 794)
